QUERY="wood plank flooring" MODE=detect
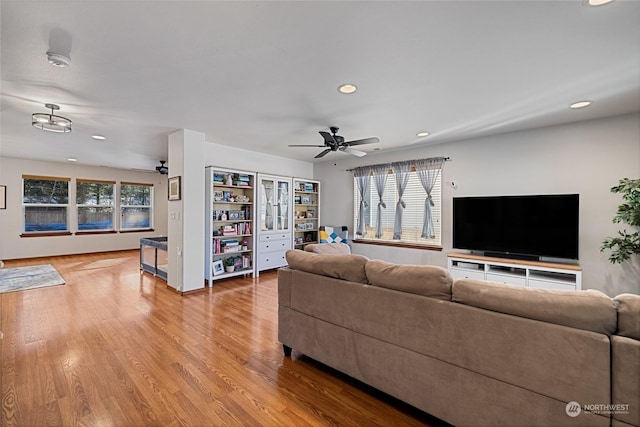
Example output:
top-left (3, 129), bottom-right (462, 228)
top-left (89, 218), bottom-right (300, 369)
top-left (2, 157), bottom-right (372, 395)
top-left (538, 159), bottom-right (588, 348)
top-left (1, 250), bottom-right (449, 426)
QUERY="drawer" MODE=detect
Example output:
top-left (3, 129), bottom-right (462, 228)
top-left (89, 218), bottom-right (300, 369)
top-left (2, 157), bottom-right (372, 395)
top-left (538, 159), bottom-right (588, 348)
top-left (259, 240), bottom-right (291, 253)
top-left (258, 252), bottom-right (287, 270)
top-left (528, 279), bottom-right (576, 291)
top-left (449, 268), bottom-right (485, 281)
top-left (259, 233), bottom-right (290, 242)
top-left (485, 273), bottom-right (526, 287)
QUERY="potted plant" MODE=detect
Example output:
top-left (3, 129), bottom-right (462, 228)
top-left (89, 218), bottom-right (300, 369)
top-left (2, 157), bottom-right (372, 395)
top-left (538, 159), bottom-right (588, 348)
top-left (601, 178), bottom-right (640, 263)
top-left (224, 257), bottom-right (235, 273)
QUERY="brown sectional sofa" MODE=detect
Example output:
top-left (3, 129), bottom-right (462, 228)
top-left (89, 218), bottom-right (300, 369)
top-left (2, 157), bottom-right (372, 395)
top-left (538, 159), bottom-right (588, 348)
top-left (278, 249), bottom-right (640, 427)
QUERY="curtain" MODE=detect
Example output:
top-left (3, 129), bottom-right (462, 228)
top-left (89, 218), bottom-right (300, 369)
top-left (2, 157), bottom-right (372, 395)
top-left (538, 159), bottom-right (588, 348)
top-left (391, 161), bottom-right (411, 239)
top-left (372, 164), bottom-right (390, 238)
top-left (414, 158), bottom-right (445, 239)
top-left (354, 166), bottom-right (371, 236)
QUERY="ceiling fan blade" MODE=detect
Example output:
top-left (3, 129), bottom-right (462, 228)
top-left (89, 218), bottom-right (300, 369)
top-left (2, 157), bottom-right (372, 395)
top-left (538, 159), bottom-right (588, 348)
top-left (341, 147), bottom-right (367, 157)
top-left (319, 131), bottom-right (337, 146)
top-left (288, 144), bottom-right (327, 147)
top-left (345, 137), bottom-right (380, 146)
top-left (315, 148), bottom-right (332, 159)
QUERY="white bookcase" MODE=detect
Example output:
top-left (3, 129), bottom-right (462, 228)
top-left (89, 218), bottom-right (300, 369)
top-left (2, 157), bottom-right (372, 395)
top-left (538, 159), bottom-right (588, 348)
top-left (447, 253), bottom-right (582, 291)
top-left (205, 167), bottom-right (256, 284)
top-left (293, 178), bottom-right (321, 250)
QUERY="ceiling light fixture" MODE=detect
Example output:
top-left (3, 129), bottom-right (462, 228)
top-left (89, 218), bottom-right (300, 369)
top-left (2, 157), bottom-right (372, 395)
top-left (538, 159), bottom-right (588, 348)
top-left (338, 84), bottom-right (358, 94)
top-left (416, 131), bottom-right (430, 137)
top-left (46, 51), bottom-right (71, 67)
top-left (92, 135), bottom-right (106, 140)
top-left (67, 157), bottom-right (77, 162)
top-left (570, 101), bottom-right (592, 109)
top-left (32, 103), bottom-right (72, 133)
top-left (585, 0), bottom-right (615, 6)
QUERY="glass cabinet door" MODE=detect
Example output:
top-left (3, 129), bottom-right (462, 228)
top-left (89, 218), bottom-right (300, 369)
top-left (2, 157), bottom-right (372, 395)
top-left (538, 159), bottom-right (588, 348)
top-left (276, 180), bottom-right (289, 232)
top-left (260, 178), bottom-right (274, 231)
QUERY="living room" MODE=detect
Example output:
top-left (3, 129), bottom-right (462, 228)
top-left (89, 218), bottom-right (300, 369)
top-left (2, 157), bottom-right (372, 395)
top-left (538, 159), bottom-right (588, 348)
top-left (0, 1), bottom-right (639, 425)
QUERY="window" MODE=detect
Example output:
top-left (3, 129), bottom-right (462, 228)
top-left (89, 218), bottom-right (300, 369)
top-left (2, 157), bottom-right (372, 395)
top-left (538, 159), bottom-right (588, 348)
top-left (77, 179), bottom-right (115, 231)
top-left (22, 175), bottom-right (70, 234)
top-left (352, 159), bottom-right (444, 247)
top-left (120, 182), bottom-right (153, 230)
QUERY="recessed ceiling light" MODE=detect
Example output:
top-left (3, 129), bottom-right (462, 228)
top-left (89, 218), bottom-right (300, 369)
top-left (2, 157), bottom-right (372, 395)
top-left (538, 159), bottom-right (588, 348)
top-left (46, 52), bottom-right (71, 67)
top-left (585, 0), bottom-right (614, 6)
top-left (416, 131), bottom-right (430, 137)
top-left (67, 157), bottom-right (77, 162)
top-left (338, 84), bottom-right (357, 94)
top-left (92, 135), bottom-right (106, 140)
top-left (570, 101), bottom-right (592, 109)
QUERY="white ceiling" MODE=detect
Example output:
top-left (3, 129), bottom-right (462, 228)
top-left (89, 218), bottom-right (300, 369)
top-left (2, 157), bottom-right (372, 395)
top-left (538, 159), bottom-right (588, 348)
top-left (1, 1), bottom-right (639, 172)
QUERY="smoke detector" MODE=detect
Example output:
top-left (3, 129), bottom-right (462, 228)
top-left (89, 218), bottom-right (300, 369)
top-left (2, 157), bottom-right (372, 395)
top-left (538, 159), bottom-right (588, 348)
top-left (46, 52), bottom-right (71, 67)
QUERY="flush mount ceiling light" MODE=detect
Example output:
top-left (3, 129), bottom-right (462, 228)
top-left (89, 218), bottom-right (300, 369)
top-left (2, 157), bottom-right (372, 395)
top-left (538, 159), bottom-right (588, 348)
top-left (570, 101), bottom-right (592, 109)
top-left (416, 131), bottom-right (430, 137)
top-left (92, 135), bottom-right (106, 140)
top-left (46, 51), bottom-right (71, 67)
top-left (32, 103), bottom-right (72, 133)
top-left (338, 83), bottom-right (358, 94)
top-left (584, 0), bottom-right (615, 6)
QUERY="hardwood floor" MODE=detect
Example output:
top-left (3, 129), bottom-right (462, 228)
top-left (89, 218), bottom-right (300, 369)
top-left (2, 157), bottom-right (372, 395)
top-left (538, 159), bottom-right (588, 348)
top-left (1, 250), bottom-right (449, 426)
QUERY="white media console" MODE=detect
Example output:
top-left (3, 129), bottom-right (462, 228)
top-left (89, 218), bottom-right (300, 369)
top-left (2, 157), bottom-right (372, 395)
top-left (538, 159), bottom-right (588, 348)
top-left (447, 252), bottom-right (582, 291)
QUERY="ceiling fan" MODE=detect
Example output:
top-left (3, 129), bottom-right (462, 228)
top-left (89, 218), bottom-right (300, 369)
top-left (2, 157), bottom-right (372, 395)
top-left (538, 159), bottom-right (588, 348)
top-left (289, 126), bottom-right (380, 159)
top-left (155, 160), bottom-right (168, 174)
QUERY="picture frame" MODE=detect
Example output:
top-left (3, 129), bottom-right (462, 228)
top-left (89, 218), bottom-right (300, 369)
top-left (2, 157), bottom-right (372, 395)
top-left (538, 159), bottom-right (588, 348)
top-left (301, 195), bottom-right (311, 204)
top-left (212, 260), bottom-right (224, 276)
top-left (214, 190), bottom-right (223, 201)
top-left (168, 176), bottom-right (181, 201)
top-left (0, 185), bottom-right (5, 210)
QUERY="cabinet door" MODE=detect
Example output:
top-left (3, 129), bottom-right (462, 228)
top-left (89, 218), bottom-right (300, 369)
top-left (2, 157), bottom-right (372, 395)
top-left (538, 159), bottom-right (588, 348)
top-left (276, 179), bottom-right (290, 232)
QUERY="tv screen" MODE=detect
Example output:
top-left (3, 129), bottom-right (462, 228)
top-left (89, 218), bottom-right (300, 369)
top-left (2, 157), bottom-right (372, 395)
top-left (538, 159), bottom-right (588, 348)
top-left (452, 194), bottom-right (579, 260)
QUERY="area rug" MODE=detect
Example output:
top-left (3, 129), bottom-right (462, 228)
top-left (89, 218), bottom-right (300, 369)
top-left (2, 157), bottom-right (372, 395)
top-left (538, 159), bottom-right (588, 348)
top-left (0, 264), bottom-right (65, 294)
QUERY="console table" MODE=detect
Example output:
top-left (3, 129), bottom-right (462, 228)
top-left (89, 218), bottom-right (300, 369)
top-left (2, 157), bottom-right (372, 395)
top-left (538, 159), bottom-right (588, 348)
top-left (447, 252), bottom-right (582, 291)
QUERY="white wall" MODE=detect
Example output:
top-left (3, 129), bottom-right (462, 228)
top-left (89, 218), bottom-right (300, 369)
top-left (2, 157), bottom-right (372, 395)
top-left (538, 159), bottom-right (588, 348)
top-left (0, 157), bottom-right (168, 260)
top-left (313, 113), bottom-right (640, 296)
top-left (204, 141), bottom-right (313, 178)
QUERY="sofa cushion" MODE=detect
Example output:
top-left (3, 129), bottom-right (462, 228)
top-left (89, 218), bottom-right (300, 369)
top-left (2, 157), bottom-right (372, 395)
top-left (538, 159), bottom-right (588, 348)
top-left (614, 293), bottom-right (640, 340)
top-left (304, 243), bottom-right (351, 255)
top-left (365, 259), bottom-right (452, 300)
top-left (453, 279), bottom-right (617, 335)
top-left (285, 249), bottom-right (369, 284)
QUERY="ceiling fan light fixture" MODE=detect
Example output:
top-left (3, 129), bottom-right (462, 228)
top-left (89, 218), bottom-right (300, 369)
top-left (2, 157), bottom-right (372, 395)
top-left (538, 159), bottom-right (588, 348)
top-left (338, 84), bottom-right (357, 94)
top-left (570, 100), bottom-right (592, 109)
top-left (32, 103), bottom-right (72, 133)
top-left (46, 51), bottom-right (71, 67)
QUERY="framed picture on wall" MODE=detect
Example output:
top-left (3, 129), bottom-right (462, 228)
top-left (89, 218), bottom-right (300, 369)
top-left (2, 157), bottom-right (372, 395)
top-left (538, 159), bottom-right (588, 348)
top-left (168, 176), bottom-right (181, 201)
top-left (0, 185), bottom-right (5, 209)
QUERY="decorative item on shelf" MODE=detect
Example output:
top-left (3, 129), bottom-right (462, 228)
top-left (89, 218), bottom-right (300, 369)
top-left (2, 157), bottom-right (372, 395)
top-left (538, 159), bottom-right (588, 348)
top-left (212, 260), bottom-right (224, 276)
top-left (225, 174), bottom-right (233, 186)
top-left (301, 196), bottom-right (311, 204)
top-left (214, 191), bottom-right (223, 201)
top-left (235, 194), bottom-right (250, 203)
top-left (224, 257), bottom-right (235, 273)
top-left (168, 176), bottom-right (181, 201)
top-left (294, 195), bottom-right (301, 204)
top-left (223, 191), bottom-right (232, 201)
top-left (242, 240), bottom-right (248, 251)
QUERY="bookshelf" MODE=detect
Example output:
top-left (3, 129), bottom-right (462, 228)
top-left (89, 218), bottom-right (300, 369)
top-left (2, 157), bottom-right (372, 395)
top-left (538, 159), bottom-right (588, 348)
top-left (205, 167), bottom-right (256, 283)
top-left (293, 178), bottom-right (321, 249)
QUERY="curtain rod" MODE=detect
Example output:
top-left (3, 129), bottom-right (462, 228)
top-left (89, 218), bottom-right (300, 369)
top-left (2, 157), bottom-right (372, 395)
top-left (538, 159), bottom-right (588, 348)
top-left (345, 156), bottom-right (450, 172)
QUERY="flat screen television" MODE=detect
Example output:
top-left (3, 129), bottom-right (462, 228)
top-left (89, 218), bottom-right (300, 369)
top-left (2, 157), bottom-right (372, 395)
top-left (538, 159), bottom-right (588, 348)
top-left (452, 194), bottom-right (579, 261)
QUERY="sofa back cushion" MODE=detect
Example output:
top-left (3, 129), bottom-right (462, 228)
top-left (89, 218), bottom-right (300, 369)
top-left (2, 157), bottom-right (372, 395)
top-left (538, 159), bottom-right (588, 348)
top-left (285, 249), bottom-right (369, 284)
top-left (304, 243), bottom-right (351, 255)
top-left (453, 279), bottom-right (617, 335)
top-left (614, 293), bottom-right (640, 340)
top-left (365, 259), bottom-right (452, 300)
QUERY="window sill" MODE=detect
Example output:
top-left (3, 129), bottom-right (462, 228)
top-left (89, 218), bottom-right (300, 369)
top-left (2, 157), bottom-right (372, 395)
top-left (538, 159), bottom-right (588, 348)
top-left (353, 239), bottom-right (442, 251)
top-left (20, 231), bottom-right (73, 238)
top-left (76, 230), bottom-right (118, 235)
top-left (119, 228), bottom-right (155, 234)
